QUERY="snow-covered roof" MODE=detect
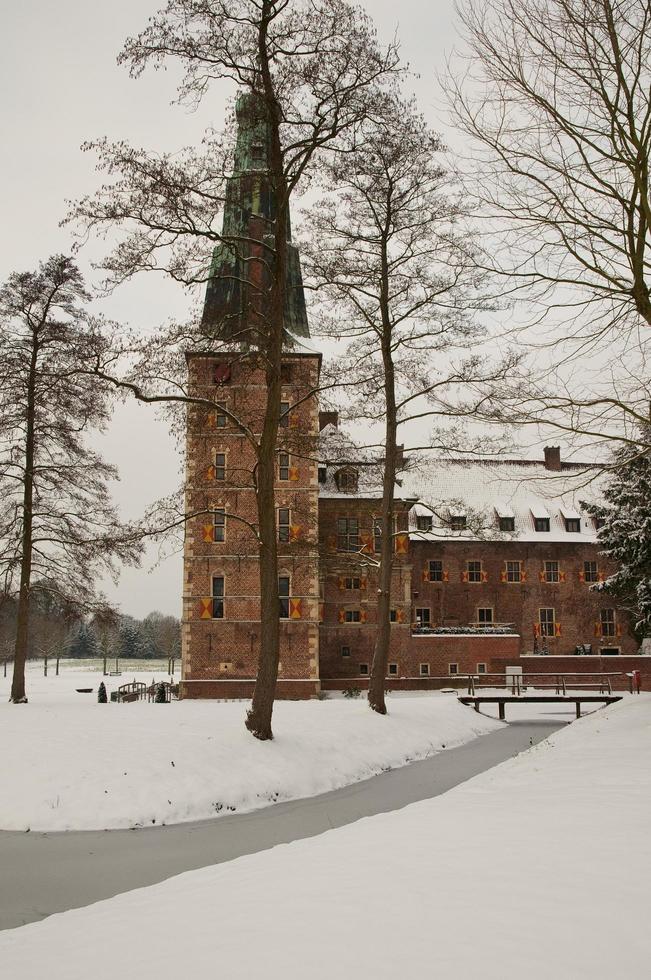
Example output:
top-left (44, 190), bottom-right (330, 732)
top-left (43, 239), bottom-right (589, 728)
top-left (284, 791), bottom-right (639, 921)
top-left (403, 457), bottom-right (603, 543)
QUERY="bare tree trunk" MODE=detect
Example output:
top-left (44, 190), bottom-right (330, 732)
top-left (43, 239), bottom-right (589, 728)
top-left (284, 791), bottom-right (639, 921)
top-left (245, 5), bottom-right (288, 739)
top-left (10, 333), bottom-right (38, 703)
top-left (368, 242), bottom-right (397, 715)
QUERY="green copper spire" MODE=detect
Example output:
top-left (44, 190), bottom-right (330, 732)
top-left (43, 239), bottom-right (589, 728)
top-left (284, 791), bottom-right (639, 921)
top-left (201, 92), bottom-right (310, 344)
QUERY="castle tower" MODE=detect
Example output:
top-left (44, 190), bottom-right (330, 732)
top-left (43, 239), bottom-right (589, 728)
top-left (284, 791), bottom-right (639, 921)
top-left (181, 93), bottom-right (321, 699)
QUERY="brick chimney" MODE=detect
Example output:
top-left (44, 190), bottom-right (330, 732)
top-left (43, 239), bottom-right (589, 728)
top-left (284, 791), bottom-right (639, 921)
top-left (319, 411), bottom-right (338, 431)
top-left (544, 446), bottom-right (561, 471)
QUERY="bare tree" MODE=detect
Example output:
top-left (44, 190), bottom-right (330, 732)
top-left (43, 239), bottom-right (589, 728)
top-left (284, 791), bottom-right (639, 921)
top-left (446, 0), bottom-right (651, 448)
top-left (0, 255), bottom-right (141, 703)
top-left (69, 0), bottom-right (400, 738)
top-left (305, 96), bottom-right (518, 713)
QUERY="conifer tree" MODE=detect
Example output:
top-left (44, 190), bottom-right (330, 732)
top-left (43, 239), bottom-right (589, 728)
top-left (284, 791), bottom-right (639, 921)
top-left (97, 681), bottom-right (108, 703)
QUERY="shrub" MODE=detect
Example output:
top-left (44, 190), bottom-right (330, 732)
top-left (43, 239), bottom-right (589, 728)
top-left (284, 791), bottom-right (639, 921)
top-left (97, 681), bottom-right (107, 703)
top-left (343, 686), bottom-right (361, 699)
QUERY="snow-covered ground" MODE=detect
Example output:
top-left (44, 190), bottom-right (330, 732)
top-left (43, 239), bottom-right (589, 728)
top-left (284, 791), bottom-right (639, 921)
top-left (2, 695), bottom-right (648, 978)
top-left (0, 662), bottom-right (502, 831)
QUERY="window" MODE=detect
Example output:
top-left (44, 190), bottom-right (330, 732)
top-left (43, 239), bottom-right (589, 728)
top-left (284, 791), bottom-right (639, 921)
top-left (216, 403), bottom-right (227, 428)
top-left (214, 453), bottom-right (226, 481)
top-left (359, 663), bottom-right (369, 675)
top-left (499, 516), bottom-right (515, 532)
top-left (278, 508), bottom-right (290, 543)
top-left (428, 560), bottom-right (443, 582)
top-left (448, 663), bottom-right (458, 676)
top-left (344, 577), bottom-right (361, 590)
top-left (416, 515), bottom-right (433, 531)
top-left (601, 647), bottom-right (620, 656)
top-left (318, 466), bottom-right (327, 484)
top-left (388, 663), bottom-right (398, 676)
top-left (214, 363), bottom-right (231, 384)
top-left (212, 576), bottom-right (224, 619)
top-left (594, 517), bottom-right (606, 530)
top-left (335, 468), bottom-right (358, 493)
top-left (477, 663), bottom-right (487, 674)
top-left (279, 401), bottom-right (290, 428)
top-left (213, 509), bottom-right (225, 543)
top-left (544, 560), bottom-right (559, 583)
top-left (584, 561), bottom-right (598, 583)
top-left (420, 663), bottom-right (430, 676)
top-left (278, 453), bottom-right (290, 481)
top-left (345, 609), bottom-right (361, 623)
top-left (565, 518), bottom-right (581, 533)
top-left (506, 560), bottom-right (522, 583)
top-left (373, 517), bottom-right (382, 554)
top-left (278, 576), bottom-right (290, 619)
top-left (600, 608), bottom-right (616, 637)
top-left (337, 517), bottom-right (359, 552)
top-left (534, 517), bottom-right (550, 532)
top-left (477, 607), bottom-right (493, 624)
top-left (389, 609), bottom-right (397, 623)
top-left (280, 362), bottom-right (292, 383)
top-left (540, 608), bottom-right (555, 637)
top-left (450, 515), bottom-right (467, 531)
top-left (415, 608), bottom-right (431, 626)
top-left (341, 645), bottom-right (351, 658)
top-left (467, 560), bottom-right (482, 583)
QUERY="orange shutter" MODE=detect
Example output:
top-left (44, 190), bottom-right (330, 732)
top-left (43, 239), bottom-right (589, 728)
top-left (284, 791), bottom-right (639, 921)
top-left (202, 525), bottom-right (214, 543)
top-left (578, 569), bottom-right (585, 583)
top-left (360, 531), bottom-right (373, 554)
top-left (555, 622), bottom-right (562, 637)
top-left (534, 623), bottom-right (541, 637)
top-left (206, 464), bottom-right (216, 481)
top-left (338, 576), bottom-right (346, 590)
top-left (616, 623), bottom-right (622, 637)
top-left (598, 571), bottom-right (605, 583)
top-left (539, 570), bottom-right (546, 583)
top-left (290, 525), bottom-right (302, 542)
top-left (443, 570), bottom-right (449, 583)
top-left (360, 576), bottom-right (368, 590)
top-left (396, 609), bottom-right (405, 624)
top-left (198, 598), bottom-right (213, 620)
top-left (559, 571), bottom-right (566, 583)
top-left (521, 570), bottom-right (527, 583)
top-left (327, 534), bottom-right (337, 552)
top-left (289, 598), bottom-right (302, 620)
top-left (289, 415), bottom-right (299, 429)
top-left (338, 608), bottom-right (345, 624)
top-left (360, 609), bottom-right (368, 624)
top-left (461, 570), bottom-right (469, 583)
top-left (318, 602), bottom-right (325, 623)
top-left (481, 570), bottom-right (489, 583)
top-left (594, 621), bottom-right (602, 637)
top-left (422, 568), bottom-right (430, 583)
top-left (289, 466), bottom-right (299, 481)
top-left (395, 533), bottom-right (409, 554)
top-left (500, 570), bottom-right (507, 583)
top-left (206, 412), bottom-right (216, 428)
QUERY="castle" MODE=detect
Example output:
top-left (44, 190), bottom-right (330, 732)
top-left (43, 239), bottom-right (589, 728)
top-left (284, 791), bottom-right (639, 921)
top-left (181, 96), bottom-right (645, 698)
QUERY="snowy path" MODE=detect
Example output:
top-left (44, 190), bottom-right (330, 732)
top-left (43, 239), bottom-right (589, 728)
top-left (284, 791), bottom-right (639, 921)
top-left (0, 717), bottom-right (562, 931)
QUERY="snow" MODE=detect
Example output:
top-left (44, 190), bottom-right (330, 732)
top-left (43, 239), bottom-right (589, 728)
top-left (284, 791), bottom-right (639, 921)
top-left (1, 695), bottom-right (648, 978)
top-left (0, 662), bottom-right (501, 832)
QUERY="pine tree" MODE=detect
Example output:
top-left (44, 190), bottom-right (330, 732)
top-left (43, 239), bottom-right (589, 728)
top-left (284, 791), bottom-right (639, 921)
top-left (583, 434), bottom-right (651, 634)
top-left (97, 681), bottom-right (107, 703)
top-left (154, 682), bottom-right (167, 703)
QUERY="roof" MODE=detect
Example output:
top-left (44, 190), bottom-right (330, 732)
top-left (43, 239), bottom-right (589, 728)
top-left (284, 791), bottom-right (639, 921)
top-left (403, 458), bottom-right (603, 543)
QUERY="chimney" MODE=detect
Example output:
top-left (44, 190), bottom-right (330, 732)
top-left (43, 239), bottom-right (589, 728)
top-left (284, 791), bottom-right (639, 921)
top-left (544, 446), bottom-right (561, 471)
top-left (319, 411), bottom-right (338, 431)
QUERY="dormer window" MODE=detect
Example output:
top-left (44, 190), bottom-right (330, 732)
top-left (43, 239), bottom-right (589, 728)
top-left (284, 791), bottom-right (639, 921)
top-left (499, 517), bottom-right (515, 532)
top-left (534, 517), bottom-right (550, 532)
top-left (565, 518), bottom-right (581, 533)
top-left (450, 514), bottom-right (467, 531)
top-left (334, 467), bottom-right (358, 494)
top-left (416, 515), bottom-right (433, 532)
top-left (280, 362), bottom-right (293, 384)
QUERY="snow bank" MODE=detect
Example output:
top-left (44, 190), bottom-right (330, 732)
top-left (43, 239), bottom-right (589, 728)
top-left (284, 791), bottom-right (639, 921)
top-left (2, 696), bottom-right (648, 978)
top-left (0, 664), bottom-right (500, 831)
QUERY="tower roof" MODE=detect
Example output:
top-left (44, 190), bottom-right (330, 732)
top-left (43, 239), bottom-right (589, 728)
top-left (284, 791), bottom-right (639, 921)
top-left (201, 91), bottom-right (310, 347)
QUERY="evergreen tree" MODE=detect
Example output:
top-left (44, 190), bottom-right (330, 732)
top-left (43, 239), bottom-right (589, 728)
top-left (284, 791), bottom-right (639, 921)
top-left (97, 681), bottom-right (107, 703)
top-left (583, 434), bottom-right (651, 633)
top-left (154, 682), bottom-right (166, 703)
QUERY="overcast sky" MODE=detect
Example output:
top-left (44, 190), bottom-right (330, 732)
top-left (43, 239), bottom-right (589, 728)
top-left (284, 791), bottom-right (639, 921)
top-left (1, 1), bottom-right (468, 619)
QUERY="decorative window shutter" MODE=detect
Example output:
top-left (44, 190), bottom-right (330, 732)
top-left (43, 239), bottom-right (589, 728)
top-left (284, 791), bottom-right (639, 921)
top-left (500, 570), bottom-right (507, 583)
top-left (481, 570), bottom-right (489, 583)
top-left (578, 569), bottom-right (585, 583)
top-left (206, 464), bottom-right (216, 481)
top-left (338, 608), bottom-right (345, 624)
top-left (396, 609), bottom-right (405, 624)
top-left (616, 623), bottom-right (622, 637)
top-left (290, 525), bottom-right (302, 542)
top-left (559, 571), bottom-right (566, 583)
top-left (327, 534), bottom-right (337, 552)
top-left (521, 570), bottom-right (527, 583)
top-left (443, 570), bottom-right (449, 583)
top-left (395, 533), bottom-right (409, 554)
top-left (360, 609), bottom-right (368, 624)
top-left (199, 598), bottom-right (213, 620)
top-left (598, 571), bottom-right (605, 583)
top-left (206, 412), bottom-right (216, 428)
top-left (594, 622), bottom-right (602, 637)
top-left (289, 466), bottom-right (299, 481)
top-left (338, 576), bottom-right (345, 591)
top-left (534, 623), bottom-right (541, 636)
top-left (360, 531), bottom-right (373, 554)
top-left (422, 568), bottom-right (429, 583)
top-left (318, 602), bottom-right (325, 623)
top-left (555, 623), bottom-right (562, 637)
top-left (360, 576), bottom-right (368, 590)
top-left (289, 598), bottom-right (302, 620)
top-left (202, 525), bottom-right (215, 543)
top-left (539, 570), bottom-right (546, 583)
top-left (461, 570), bottom-right (469, 583)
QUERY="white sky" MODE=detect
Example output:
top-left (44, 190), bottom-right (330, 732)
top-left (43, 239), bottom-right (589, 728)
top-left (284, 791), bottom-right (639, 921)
top-left (1, 1), bottom-right (465, 618)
